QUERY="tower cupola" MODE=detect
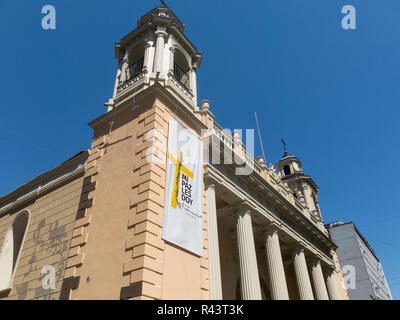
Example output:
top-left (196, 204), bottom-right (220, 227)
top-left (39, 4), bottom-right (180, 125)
top-left (109, 5), bottom-right (203, 112)
top-left (276, 141), bottom-right (326, 233)
top-left (276, 153), bottom-right (303, 177)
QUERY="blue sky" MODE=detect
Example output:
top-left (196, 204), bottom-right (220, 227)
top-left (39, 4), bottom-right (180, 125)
top-left (0, 0), bottom-right (399, 299)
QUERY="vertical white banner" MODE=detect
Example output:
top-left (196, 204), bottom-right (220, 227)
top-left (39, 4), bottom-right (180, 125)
top-left (162, 115), bottom-right (203, 257)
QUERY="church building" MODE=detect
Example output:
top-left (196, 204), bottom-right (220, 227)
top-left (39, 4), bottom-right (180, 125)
top-left (0, 5), bottom-right (348, 300)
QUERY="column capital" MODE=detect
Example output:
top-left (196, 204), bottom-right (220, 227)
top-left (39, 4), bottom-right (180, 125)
top-left (323, 261), bottom-right (337, 273)
top-left (265, 220), bottom-right (282, 234)
top-left (292, 241), bottom-right (307, 254)
top-left (234, 200), bottom-right (252, 215)
top-left (311, 254), bottom-right (324, 266)
top-left (204, 178), bottom-right (216, 190)
top-left (325, 265), bottom-right (336, 274)
top-left (155, 27), bottom-right (168, 39)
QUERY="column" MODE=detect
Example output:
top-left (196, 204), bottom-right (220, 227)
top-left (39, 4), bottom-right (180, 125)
top-left (302, 184), bottom-right (314, 212)
top-left (112, 64), bottom-right (122, 100)
top-left (120, 50), bottom-right (129, 83)
top-left (264, 224), bottom-right (289, 300)
top-left (153, 27), bottom-right (167, 73)
top-left (191, 67), bottom-right (197, 106)
top-left (310, 257), bottom-right (329, 300)
top-left (169, 46), bottom-right (175, 74)
top-left (325, 268), bottom-right (341, 300)
top-left (236, 206), bottom-right (262, 300)
top-left (205, 182), bottom-right (223, 300)
top-left (142, 41), bottom-right (152, 74)
top-left (292, 246), bottom-right (314, 300)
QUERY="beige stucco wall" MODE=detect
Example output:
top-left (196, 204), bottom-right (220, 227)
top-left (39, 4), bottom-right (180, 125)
top-left (0, 176), bottom-right (85, 300)
top-left (64, 94), bottom-right (209, 300)
top-left (331, 249), bottom-right (349, 300)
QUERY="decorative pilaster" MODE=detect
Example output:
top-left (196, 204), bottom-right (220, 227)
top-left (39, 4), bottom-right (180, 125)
top-left (292, 245), bottom-right (314, 300)
top-left (236, 206), bottom-right (262, 300)
top-left (153, 27), bottom-right (167, 73)
top-left (302, 184), bottom-right (314, 212)
top-left (205, 181), bottom-right (222, 300)
top-left (310, 257), bottom-right (329, 300)
top-left (191, 67), bottom-right (197, 106)
top-left (142, 41), bottom-right (152, 74)
top-left (264, 223), bottom-right (289, 300)
top-left (168, 46), bottom-right (175, 75)
top-left (120, 50), bottom-right (130, 84)
top-left (325, 268), bottom-right (341, 300)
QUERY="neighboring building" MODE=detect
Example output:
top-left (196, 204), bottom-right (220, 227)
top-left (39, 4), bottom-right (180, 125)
top-left (326, 221), bottom-right (393, 300)
top-left (0, 5), bottom-right (348, 300)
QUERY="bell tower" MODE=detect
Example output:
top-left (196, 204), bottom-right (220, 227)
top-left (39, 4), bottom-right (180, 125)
top-left (107, 5), bottom-right (203, 112)
top-left (276, 148), bottom-right (326, 233)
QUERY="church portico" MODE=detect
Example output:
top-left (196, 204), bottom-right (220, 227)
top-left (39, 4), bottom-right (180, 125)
top-left (204, 160), bottom-right (342, 300)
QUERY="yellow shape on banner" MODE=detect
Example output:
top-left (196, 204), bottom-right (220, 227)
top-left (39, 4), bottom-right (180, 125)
top-left (168, 150), bottom-right (193, 209)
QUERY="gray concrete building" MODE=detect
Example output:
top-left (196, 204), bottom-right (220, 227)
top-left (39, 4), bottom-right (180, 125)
top-left (325, 221), bottom-right (392, 300)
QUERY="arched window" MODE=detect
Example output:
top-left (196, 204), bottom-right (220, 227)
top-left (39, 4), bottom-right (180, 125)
top-left (126, 45), bottom-right (145, 80)
top-left (173, 49), bottom-right (191, 90)
top-left (0, 211), bottom-right (30, 292)
top-left (283, 165), bottom-right (291, 176)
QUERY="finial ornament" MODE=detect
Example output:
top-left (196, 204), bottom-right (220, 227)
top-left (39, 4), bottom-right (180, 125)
top-left (281, 138), bottom-right (288, 156)
top-left (160, 0), bottom-right (168, 7)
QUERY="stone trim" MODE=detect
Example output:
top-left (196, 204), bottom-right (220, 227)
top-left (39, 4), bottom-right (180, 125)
top-left (120, 282), bottom-right (143, 300)
top-left (59, 276), bottom-right (80, 301)
top-left (61, 139), bottom-right (103, 299)
top-left (124, 103), bottom-right (169, 300)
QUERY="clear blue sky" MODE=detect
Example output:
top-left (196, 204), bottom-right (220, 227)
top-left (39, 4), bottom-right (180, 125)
top-left (0, 0), bottom-right (399, 299)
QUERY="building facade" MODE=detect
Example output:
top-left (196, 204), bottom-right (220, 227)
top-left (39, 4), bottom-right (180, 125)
top-left (326, 221), bottom-right (392, 300)
top-left (0, 5), bottom-right (348, 300)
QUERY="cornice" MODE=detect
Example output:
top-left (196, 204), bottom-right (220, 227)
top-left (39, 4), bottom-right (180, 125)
top-left (89, 83), bottom-right (207, 132)
top-left (0, 151), bottom-right (88, 217)
top-left (204, 163), bottom-right (335, 265)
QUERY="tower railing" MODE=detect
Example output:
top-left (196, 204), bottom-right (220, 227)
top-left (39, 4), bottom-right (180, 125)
top-left (117, 57), bottom-right (145, 95)
top-left (126, 57), bottom-right (144, 81)
top-left (173, 62), bottom-right (191, 91)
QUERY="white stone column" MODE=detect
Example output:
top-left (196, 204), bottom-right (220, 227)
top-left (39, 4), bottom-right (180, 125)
top-left (120, 50), bottom-right (129, 83)
top-left (264, 224), bottom-right (289, 300)
top-left (292, 246), bottom-right (314, 300)
top-left (302, 184), bottom-right (314, 212)
top-left (112, 65), bottom-right (122, 100)
top-left (191, 68), bottom-right (197, 106)
top-left (205, 181), bottom-right (223, 300)
top-left (169, 46), bottom-right (175, 74)
top-left (142, 41), bottom-right (152, 74)
top-left (310, 257), bottom-right (329, 300)
top-left (153, 27), bottom-right (167, 73)
top-left (325, 268), bottom-right (341, 300)
top-left (236, 206), bottom-right (262, 300)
